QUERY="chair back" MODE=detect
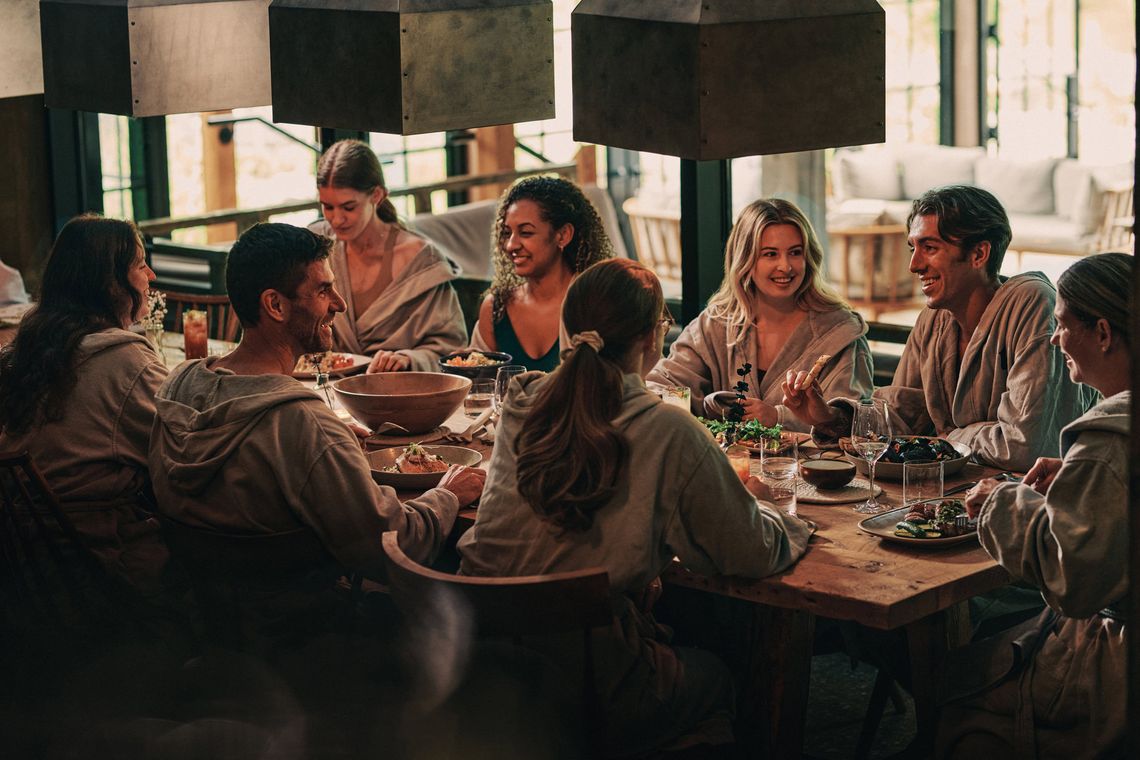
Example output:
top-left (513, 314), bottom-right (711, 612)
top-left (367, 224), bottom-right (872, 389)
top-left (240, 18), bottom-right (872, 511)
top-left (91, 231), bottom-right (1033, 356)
top-left (0, 450), bottom-right (126, 634)
top-left (622, 196), bottom-right (682, 293)
top-left (163, 291), bottom-right (242, 342)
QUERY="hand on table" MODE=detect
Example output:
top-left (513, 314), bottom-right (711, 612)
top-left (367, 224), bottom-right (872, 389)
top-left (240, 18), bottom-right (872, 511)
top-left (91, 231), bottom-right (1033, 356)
top-left (1023, 457), bottom-right (1062, 495)
top-left (368, 350), bottom-right (411, 373)
top-left (964, 478), bottom-right (1004, 519)
top-left (781, 370), bottom-right (835, 428)
top-left (745, 476), bottom-right (773, 502)
top-left (632, 577), bottom-right (663, 614)
top-left (439, 465), bottom-right (487, 507)
top-left (346, 421), bottom-right (371, 450)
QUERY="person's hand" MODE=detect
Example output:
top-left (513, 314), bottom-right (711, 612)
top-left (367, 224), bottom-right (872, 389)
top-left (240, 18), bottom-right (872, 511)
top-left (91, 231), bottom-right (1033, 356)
top-left (438, 465), bottom-right (487, 507)
top-left (964, 478), bottom-right (1003, 519)
top-left (367, 350), bottom-right (411, 373)
top-left (632, 577), bottom-right (663, 614)
top-left (1023, 457), bottom-right (1062, 495)
top-left (346, 421), bottom-right (371, 450)
top-left (744, 476), bottom-right (773, 502)
top-left (781, 369), bottom-right (836, 427)
top-left (739, 397), bottom-right (779, 427)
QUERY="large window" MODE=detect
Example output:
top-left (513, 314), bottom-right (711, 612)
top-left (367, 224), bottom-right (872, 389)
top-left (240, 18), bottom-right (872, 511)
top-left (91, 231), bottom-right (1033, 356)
top-left (883, 0), bottom-right (942, 146)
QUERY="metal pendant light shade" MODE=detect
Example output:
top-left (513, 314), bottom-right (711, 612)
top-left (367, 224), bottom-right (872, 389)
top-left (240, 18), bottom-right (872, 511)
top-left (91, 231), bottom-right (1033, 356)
top-left (1, 0), bottom-right (43, 99)
top-left (572, 0), bottom-right (886, 160)
top-left (268, 0), bottom-right (555, 135)
top-left (40, 0), bottom-right (272, 116)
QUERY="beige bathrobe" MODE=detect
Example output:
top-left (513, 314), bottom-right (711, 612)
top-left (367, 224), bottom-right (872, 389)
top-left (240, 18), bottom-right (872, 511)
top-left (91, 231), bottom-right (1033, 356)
top-left (312, 220), bottom-right (468, 371)
top-left (0, 329), bottom-right (169, 593)
top-left (647, 306), bottom-right (874, 431)
top-left (830, 272), bottom-right (1094, 471)
top-left (937, 391), bottom-right (1129, 759)
top-left (459, 371), bottom-right (812, 755)
top-left (150, 359), bottom-right (458, 579)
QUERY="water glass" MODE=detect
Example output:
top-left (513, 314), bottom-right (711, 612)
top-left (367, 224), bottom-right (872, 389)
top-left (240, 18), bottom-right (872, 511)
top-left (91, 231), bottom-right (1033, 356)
top-left (493, 364), bottom-right (526, 413)
top-left (903, 460), bottom-right (944, 506)
top-left (760, 436), bottom-right (799, 515)
top-left (464, 379), bottom-right (495, 418)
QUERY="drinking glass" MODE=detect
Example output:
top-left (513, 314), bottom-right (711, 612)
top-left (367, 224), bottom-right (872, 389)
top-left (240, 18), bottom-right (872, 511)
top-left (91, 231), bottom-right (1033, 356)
top-left (464, 379), bottom-right (495, 418)
top-left (183, 309), bottom-right (208, 360)
top-left (903, 460), bottom-right (944, 506)
top-left (760, 436), bottom-right (799, 515)
top-left (850, 399), bottom-right (891, 514)
top-left (493, 364), bottom-right (526, 413)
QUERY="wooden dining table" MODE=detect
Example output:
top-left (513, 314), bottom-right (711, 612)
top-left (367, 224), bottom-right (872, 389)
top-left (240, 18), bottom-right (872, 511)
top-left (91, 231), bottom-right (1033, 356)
top-left (663, 459), bottom-right (1010, 759)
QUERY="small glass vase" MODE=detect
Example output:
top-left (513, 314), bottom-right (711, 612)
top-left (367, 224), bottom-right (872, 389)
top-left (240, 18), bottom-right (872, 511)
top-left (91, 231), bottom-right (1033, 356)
top-left (145, 324), bottom-right (166, 365)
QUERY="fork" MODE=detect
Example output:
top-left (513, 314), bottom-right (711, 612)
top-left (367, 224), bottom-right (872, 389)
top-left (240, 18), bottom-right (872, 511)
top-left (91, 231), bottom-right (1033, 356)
top-left (314, 370), bottom-right (334, 408)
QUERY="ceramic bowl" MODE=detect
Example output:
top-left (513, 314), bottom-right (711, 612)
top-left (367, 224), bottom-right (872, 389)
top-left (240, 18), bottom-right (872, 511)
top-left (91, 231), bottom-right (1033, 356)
top-left (800, 458), bottom-right (858, 490)
top-left (438, 350), bottom-right (514, 380)
top-left (846, 437), bottom-right (971, 481)
top-left (332, 372), bottom-right (470, 433)
top-left (367, 445), bottom-right (483, 489)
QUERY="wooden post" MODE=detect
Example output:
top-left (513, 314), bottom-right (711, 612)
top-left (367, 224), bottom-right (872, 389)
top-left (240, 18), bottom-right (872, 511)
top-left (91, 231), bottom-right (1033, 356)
top-left (469, 125), bottom-right (515, 202)
top-left (0, 95), bottom-right (54, 297)
top-left (201, 111), bottom-right (238, 243)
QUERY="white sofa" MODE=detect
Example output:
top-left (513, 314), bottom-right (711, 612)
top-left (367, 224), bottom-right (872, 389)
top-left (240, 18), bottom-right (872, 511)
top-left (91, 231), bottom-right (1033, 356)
top-left (829, 144), bottom-right (1133, 256)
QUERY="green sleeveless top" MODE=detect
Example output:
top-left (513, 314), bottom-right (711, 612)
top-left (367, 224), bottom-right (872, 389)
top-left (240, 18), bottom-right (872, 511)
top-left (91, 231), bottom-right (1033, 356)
top-left (493, 312), bottom-right (559, 372)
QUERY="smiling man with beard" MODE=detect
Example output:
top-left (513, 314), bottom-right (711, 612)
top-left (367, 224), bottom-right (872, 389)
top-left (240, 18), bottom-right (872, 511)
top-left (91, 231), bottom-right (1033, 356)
top-left (783, 185), bottom-right (1094, 471)
top-left (148, 224), bottom-right (484, 620)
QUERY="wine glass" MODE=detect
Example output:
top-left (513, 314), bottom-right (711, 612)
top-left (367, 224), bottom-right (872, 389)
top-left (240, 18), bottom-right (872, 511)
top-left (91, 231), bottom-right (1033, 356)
top-left (850, 399), bottom-right (891, 514)
top-left (493, 364), bottom-right (526, 414)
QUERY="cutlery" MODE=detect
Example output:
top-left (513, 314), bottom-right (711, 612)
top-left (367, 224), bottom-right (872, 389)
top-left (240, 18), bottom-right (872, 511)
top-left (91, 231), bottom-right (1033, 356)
top-left (944, 481), bottom-right (977, 496)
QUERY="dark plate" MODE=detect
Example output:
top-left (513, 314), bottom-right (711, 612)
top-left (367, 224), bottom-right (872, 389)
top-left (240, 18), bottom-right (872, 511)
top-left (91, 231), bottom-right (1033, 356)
top-left (858, 499), bottom-right (977, 547)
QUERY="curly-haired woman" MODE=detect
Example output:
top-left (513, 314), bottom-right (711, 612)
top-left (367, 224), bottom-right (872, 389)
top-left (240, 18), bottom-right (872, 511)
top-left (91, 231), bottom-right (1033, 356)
top-left (647, 198), bottom-right (873, 430)
top-left (313, 139), bottom-right (467, 372)
top-left (470, 175), bottom-right (615, 371)
top-left (0, 214), bottom-right (169, 593)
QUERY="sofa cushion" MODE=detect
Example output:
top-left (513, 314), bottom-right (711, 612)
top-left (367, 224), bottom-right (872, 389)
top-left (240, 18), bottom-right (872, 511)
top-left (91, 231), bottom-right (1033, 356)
top-left (899, 145), bottom-right (985, 199)
top-left (832, 147), bottom-right (902, 202)
top-left (975, 157), bottom-right (1057, 215)
top-left (1054, 159), bottom-right (1134, 235)
top-left (1007, 213), bottom-right (1089, 255)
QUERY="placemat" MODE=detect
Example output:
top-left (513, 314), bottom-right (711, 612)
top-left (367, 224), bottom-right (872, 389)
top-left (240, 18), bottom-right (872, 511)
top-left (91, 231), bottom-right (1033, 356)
top-left (797, 477), bottom-right (882, 504)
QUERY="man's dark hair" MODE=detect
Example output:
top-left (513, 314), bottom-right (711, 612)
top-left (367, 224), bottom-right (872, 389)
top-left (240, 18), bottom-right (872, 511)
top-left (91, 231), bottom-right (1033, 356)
top-left (907, 185), bottom-right (1012, 278)
top-left (225, 223), bottom-right (332, 326)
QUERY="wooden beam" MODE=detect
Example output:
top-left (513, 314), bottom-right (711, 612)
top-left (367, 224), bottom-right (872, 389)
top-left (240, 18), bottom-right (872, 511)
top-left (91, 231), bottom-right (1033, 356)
top-left (0, 95), bottom-right (54, 296)
top-left (469, 125), bottom-right (515, 202)
top-left (201, 110), bottom-right (238, 243)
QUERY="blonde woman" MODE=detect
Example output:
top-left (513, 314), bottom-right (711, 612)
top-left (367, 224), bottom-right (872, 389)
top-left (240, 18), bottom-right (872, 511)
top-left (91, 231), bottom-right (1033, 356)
top-left (470, 175), bottom-right (614, 371)
top-left (460, 259), bottom-right (810, 756)
top-left (647, 198), bottom-right (873, 430)
top-left (312, 139), bottom-right (466, 372)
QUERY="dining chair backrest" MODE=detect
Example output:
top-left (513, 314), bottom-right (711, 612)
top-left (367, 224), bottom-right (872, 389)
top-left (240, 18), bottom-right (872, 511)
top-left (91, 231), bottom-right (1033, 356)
top-left (163, 291), bottom-right (242, 343)
top-left (0, 450), bottom-right (124, 635)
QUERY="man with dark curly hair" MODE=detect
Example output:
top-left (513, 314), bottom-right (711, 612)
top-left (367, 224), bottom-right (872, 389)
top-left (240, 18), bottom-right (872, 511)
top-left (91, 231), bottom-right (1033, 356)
top-left (469, 175), bottom-right (615, 371)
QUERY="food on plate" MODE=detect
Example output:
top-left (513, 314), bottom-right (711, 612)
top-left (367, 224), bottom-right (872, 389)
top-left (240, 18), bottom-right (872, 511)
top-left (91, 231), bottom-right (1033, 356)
top-left (699, 418), bottom-right (784, 451)
top-left (442, 351), bottom-right (502, 368)
top-left (803, 353), bottom-right (832, 385)
top-left (893, 498), bottom-right (972, 538)
top-left (381, 442), bottom-right (449, 474)
top-left (295, 351), bottom-right (356, 374)
top-left (880, 436), bottom-right (961, 464)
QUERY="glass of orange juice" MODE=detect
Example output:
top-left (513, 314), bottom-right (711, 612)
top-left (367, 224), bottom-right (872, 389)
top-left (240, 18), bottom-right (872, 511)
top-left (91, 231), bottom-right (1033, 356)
top-left (183, 309), bottom-right (208, 360)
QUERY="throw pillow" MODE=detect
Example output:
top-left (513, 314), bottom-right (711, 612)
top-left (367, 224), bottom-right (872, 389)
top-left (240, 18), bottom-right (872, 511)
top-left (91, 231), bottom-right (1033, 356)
top-left (899, 145), bottom-right (985, 199)
top-left (975, 157), bottom-right (1058, 215)
top-left (832, 147), bottom-right (902, 202)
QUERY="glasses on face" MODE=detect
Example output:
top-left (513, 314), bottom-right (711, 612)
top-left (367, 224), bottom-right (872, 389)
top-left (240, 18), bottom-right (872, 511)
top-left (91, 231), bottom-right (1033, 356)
top-left (658, 309), bottom-right (676, 331)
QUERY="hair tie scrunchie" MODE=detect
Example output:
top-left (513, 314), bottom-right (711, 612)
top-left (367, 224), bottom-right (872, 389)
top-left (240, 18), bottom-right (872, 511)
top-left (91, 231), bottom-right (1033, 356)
top-left (559, 330), bottom-right (605, 360)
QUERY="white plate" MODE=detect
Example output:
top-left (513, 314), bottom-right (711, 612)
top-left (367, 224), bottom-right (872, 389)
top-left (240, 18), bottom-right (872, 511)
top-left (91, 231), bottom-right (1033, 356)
top-left (796, 477), bottom-right (882, 505)
top-left (857, 499), bottom-right (977, 547)
top-left (367, 445), bottom-right (482, 489)
top-left (292, 353), bottom-right (371, 380)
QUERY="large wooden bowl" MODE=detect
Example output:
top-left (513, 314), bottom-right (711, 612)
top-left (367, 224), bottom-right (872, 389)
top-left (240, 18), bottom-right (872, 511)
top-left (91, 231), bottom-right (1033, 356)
top-left (332, 372), bottom-right (470, 433)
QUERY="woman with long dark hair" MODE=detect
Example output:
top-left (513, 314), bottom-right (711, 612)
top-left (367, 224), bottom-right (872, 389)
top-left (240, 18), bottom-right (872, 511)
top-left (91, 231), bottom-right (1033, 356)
top-left (0, 214), bottom-right (169, 592)
top-left (648, 198), bottom-right (872, 428)
top-left (938, 252), bottom-right (1131, 757)
top-left (459, 258), bottom-right (811, 755)
top-left (470, 175), bottom-right (615, 371)
top-left (314, 138), bottom-right (466, 372)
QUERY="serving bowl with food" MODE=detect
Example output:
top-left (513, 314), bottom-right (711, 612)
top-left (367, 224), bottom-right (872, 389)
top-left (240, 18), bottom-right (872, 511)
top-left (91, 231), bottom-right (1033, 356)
top-left (438, 350), bottom-right (514, 380)
top-left (698, 419), bottom-right (803, 455)
top-left (368, 443), bottom-right (482, 489)
top-left (844, 435), bottom-right (970, 481)
top-left (857, 497), bottom-right (977, 547)
top-left (293, 351), bottom-right (371, 379)
top-left (332, 372), bottom-right (470, 433)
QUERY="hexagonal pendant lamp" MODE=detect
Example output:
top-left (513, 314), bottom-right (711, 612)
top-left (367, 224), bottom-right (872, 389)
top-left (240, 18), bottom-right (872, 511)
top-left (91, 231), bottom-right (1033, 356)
top-left (268, 0), bottom-right (555, 135)
top-left (40, 0), bottom-right (272, 116)
top-left (2, 0), bottom-right (43, 99)
top-left (572, 0), bottom-right (886, 159)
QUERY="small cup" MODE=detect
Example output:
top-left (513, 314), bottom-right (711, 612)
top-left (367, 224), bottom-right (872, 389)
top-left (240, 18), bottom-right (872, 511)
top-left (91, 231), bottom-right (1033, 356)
top-left (463, 379), bottom-right (495, 418)
top-left (903, 459), bottom-right (944, 505)
top-left (725, 445), bottom-right (751, 483)
top-left (760, 440), bottom-right (799, 515)
top-left (183, 309), bottom-right (209, 360)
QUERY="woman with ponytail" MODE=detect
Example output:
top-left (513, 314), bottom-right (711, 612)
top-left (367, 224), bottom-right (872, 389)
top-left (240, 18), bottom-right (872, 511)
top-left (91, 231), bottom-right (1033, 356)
top-left (313, 139), bottom-right (466, 372)
top-left (459, 258), bottom-right (811, 756)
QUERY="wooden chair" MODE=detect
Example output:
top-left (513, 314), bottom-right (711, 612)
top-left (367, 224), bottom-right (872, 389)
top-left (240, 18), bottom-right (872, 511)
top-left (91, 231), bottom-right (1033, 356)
top-left (158, 515), bottom-right (357, 653)
top-left (622, 196), bottom-right (683, 297)
top-left (380, 531), bottom-right (612, 747)
top-left (828, 224), bottom-right (926, 321)
top-left (1092, 181), bottom-right (1135, 252)
top-left (162, 291), bottom-right (242, 342)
